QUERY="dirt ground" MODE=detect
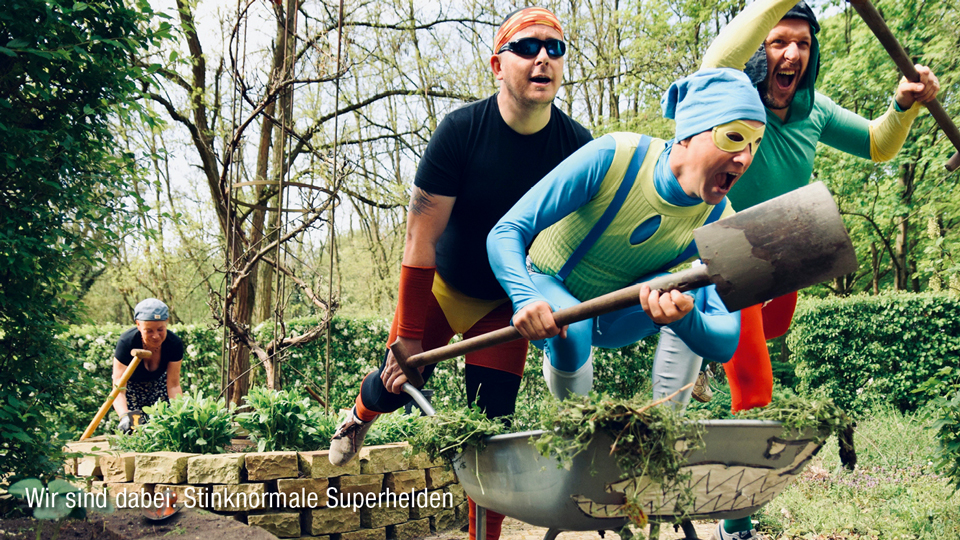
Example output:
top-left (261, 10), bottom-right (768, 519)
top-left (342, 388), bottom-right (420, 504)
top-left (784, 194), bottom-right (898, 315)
top-left (0, 507), bottom-right (737, 540)
top-left (0, 509), bottom-right (277, 540)
top-left (499, 517), bottom-right (719, 540)
top-left (423, 516), bottom-right (724, 540)
top-left (0, 515), bottom-right (121, 540)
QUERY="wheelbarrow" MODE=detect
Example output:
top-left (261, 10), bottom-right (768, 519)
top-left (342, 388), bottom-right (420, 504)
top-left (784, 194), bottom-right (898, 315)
top-left (387, 183), bottom-right (855, 538)
top-left (402, 384), bottom-right (826, 540)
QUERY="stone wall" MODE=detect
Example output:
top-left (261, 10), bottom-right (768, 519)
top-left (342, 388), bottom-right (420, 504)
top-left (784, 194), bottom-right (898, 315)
top-left (65, 441), bottom-right (466, 539)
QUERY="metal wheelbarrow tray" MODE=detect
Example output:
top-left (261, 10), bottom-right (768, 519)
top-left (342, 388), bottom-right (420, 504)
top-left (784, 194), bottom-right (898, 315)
top-left (452, 420), bottom-right (826, 534)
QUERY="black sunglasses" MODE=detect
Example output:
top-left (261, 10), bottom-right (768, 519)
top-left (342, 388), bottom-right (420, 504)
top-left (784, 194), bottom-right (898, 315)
top-left (497, 37), bottom-right (566, 59)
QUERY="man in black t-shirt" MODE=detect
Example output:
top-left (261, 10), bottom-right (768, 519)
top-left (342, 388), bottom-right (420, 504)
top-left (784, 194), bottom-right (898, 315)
top-left (329, 7), bottom-right (591, 540)
top-left (112, 298), bottom-right (184, 432)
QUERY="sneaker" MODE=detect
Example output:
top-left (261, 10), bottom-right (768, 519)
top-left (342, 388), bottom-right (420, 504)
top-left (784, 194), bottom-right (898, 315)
top-left (329, 407), bottom-right (376, 466)
top-left (709, 521), bottom-right (757, 540)
top-left (691, 364), bottom-right (714, 403)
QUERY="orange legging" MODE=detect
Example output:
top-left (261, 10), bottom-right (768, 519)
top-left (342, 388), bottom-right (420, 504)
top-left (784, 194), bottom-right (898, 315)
top-left (723, 292), bottom-right (797, 413)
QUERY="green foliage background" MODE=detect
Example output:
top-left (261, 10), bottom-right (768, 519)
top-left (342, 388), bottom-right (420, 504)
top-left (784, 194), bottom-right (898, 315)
top-left (6, 0), bottom-right (960, 492)
top-left (41, 293), bottom-right (960, 490)
top-left (0, 0), bottom-right (170, 483)
top-left (59, 317), bottom-right (658, 438)
top-left (60, 292), bottom-right (960, 434)
top-left (789, 293), bottom-right (960, 415)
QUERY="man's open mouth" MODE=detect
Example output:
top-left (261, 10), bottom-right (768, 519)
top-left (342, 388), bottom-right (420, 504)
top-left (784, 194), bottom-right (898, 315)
top-left (775, 70), bottom-right (797, 90)
top-left (530, 76), bottom-right (551, 84)
top-left (718, 171), bottom-right (740, 191)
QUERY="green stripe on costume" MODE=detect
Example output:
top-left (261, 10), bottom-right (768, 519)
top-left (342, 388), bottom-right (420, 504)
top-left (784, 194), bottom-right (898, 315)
top-left (529, 132), bottom-right (733, 301)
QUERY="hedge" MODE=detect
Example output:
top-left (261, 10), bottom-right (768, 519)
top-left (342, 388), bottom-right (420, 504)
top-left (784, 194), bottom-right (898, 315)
top-left (59, 317), bottom-right (658, 437)
top-left (62, 292), bottom-right (960, 435)
top-left (788, 293), bottom-right (960, 414)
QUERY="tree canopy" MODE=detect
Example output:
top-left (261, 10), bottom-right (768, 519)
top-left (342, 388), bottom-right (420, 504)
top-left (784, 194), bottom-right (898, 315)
top-left (0, 0), bottom-right (170, 481)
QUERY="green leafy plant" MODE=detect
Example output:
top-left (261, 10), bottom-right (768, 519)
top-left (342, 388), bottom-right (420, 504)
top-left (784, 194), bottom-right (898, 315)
top-left (364, 410), bottom-right (422, 446)
top-left (789, 293), bottom-right (960, 415)
top-left (8, 478), bottom-right (114, 540)
top-left (914, 366), bottom-right (960, 490)
top-left (111, 391), bottom-right (235, 454)
top-left (235, 386), bottom-right (333, 451)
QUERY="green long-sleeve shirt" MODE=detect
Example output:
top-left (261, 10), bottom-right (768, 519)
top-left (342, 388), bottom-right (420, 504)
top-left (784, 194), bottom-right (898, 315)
top-left (701, 0), bottom-right (919, 210)
top-left (729, 93), bottom-right (871, 210)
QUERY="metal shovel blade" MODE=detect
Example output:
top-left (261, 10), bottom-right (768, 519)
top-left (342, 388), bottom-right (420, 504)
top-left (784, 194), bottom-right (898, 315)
top-left (695, 181), bottom-right (858, 312)
top-left (142, 490), bottom-right (180, 522)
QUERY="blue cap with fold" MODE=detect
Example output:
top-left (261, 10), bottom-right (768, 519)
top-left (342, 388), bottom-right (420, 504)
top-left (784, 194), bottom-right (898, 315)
top-left (134, 298), bottom-right (169, 321)
top-left (662, 68), bottom-right (767, 142)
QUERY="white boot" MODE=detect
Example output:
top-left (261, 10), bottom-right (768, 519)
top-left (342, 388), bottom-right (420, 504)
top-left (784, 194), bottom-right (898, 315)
top-left (710, 521), bottom-right (757, 540)
top-left (652, 326), bottom-right (703, 410)
top-left (543, 354), bottom-right (593, 399)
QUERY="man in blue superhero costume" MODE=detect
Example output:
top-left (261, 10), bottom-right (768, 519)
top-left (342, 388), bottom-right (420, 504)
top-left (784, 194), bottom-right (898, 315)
top-left (488, 68), bottom-right (765, 399)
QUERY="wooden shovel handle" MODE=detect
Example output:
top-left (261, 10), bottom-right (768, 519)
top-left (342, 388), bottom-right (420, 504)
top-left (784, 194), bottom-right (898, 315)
top-left (848, 0), bottom-right (960, 171)
top-left (393, 266), bottom-right (711, 387)
top-left (80, 349), bottom-right (151, 440)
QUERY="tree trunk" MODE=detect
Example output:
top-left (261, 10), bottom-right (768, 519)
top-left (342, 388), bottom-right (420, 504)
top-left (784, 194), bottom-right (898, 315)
top-left (226, 238), bottom-right (256, 407)
top-left (870, 241), bottom-right (881, 295)
top-left (894, 162), bottom-right (915, 290)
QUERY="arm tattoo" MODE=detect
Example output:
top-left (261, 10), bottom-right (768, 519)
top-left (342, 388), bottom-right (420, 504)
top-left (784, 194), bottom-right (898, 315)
top-left (410, 187), bottom-right (439, 216)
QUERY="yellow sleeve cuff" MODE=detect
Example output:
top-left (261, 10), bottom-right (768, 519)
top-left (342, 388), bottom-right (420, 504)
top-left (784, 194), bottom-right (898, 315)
top-left (869, 98), bottom-right (921, 162)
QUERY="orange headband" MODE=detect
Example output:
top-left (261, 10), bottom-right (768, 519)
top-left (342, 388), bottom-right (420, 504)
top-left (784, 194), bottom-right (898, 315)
top-left (493, 7), bottom-right (564, 54)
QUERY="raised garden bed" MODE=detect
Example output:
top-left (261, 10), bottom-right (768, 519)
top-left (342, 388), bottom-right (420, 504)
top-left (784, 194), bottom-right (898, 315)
top-left (61, 437), bottom-right (466, 539)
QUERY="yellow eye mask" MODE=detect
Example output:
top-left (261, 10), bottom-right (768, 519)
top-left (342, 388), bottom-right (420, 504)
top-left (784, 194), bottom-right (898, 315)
top-left (712, 120), bottom-right (765, 155)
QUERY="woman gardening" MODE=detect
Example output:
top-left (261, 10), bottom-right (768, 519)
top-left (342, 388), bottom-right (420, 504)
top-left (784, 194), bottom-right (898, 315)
top-left (111, 298), bottom-right (184, 433)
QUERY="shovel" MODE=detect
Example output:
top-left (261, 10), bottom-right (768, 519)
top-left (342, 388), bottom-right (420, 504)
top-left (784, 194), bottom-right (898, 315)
top-left (848, 0), bottom-right (960, 172)
top-left (142, 489), bottom-right (181, 522)
top-left (393, 181), bottom-right (858, 387)
top-left (80, 348), bottom-right (151, 441)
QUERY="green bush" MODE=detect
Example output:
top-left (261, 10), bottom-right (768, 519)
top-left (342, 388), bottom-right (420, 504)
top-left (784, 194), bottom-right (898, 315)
top-left (112, 391), bottom-right (236, 454)
top-left (0, 0), bottom-right (169, 484)
top-left (235, 387), bottom-right (334, 452)
top-left (62, 317), bottom-right (663, 439)
top-left (788, 293), bottom-right (960, 415)
top-left (592, 341), bottom-right (657, 398)
top-left (914, 367), bottom-right (960, 490)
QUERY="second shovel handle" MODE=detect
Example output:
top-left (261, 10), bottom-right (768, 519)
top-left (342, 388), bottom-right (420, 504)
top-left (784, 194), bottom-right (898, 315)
top-left (848, 0), bottom-right (960, 171)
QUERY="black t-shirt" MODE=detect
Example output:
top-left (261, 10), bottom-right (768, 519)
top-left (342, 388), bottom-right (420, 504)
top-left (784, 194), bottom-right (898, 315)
top-left (114, 327), bottom-right (184, 383)
top-left (415, 94), bottom-right (592, 300)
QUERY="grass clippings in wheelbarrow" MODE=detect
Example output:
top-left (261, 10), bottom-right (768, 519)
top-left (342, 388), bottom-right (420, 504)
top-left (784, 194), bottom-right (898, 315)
top-left (407, 404), bottom-right (509, 462)
top-left (737, 394), bottom-right (857, 470)
top-left (535, 393), bottom-right (709, 533)
top-left (534, 393), bottom-right (708, 483)
top-left (409, 392), bottom-right (853, 468)
top-left (736, 394), bottom-right (854, 442)
top-left (407, 391), bottom-right (854, 535)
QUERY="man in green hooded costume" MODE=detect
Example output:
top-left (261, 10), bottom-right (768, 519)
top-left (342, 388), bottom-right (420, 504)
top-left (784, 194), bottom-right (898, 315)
top-left (651, 2), bottom-right (941, 539)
